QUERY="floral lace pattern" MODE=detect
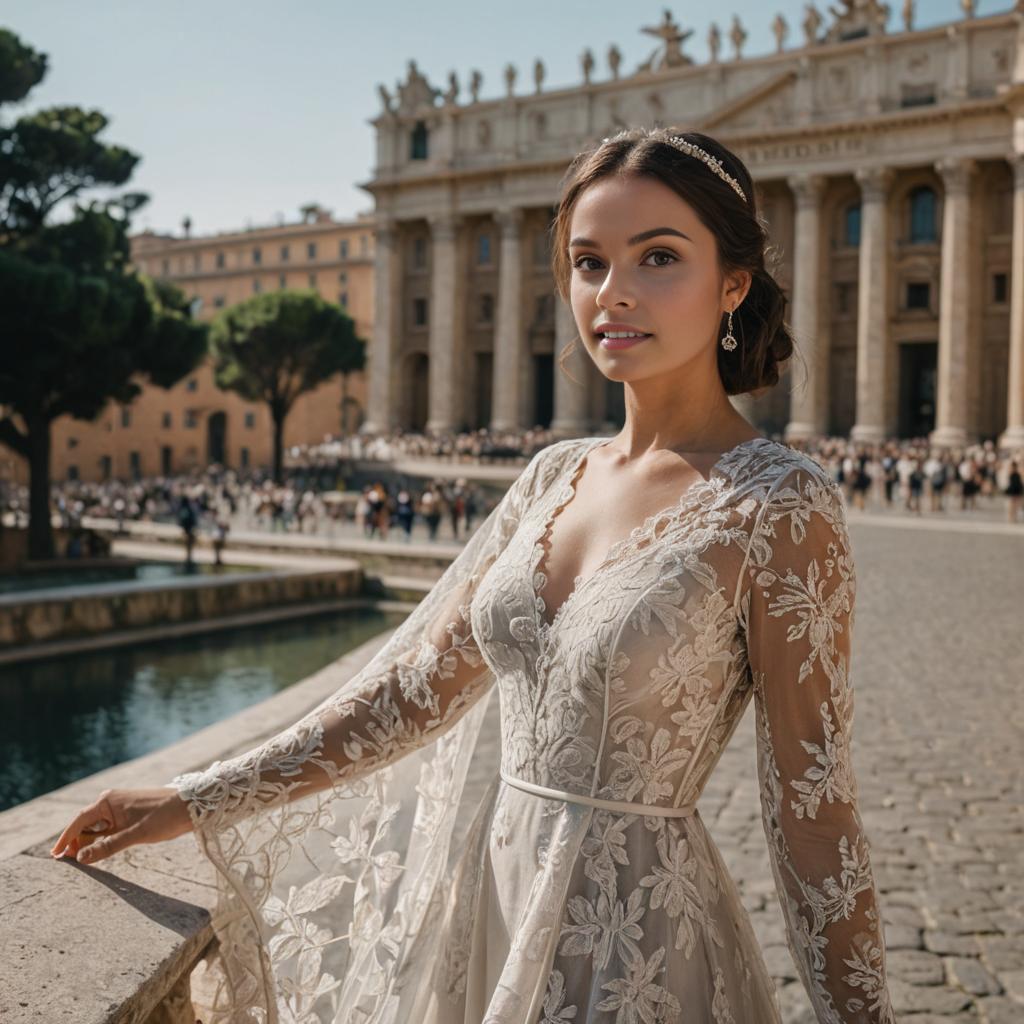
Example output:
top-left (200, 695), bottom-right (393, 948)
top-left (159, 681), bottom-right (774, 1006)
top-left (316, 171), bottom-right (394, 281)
top-left (166, 436), bottom-right (896, 1023)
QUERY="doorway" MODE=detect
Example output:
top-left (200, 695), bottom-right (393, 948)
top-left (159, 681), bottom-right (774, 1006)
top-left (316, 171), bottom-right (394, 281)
top-left (207, 411), bottom-right (227, 465)
top-left (533, 354), bottom-right (553, 428)
top-left (898, 341), bottom-right (937, 438)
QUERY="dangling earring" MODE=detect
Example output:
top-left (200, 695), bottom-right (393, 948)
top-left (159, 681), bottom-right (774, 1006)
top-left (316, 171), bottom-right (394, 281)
top-left (720, 309), bottom-right (737, 351)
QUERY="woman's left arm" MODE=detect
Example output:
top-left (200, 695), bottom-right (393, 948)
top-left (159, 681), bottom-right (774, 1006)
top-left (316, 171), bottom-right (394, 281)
top-left (742, 464), bottom-right (897, 1024)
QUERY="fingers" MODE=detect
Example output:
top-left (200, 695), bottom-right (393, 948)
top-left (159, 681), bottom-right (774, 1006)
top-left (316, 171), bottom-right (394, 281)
top-left (75, 821), bottom-right (145, 865)
top-left (51, 797), bottom-right (113, 859)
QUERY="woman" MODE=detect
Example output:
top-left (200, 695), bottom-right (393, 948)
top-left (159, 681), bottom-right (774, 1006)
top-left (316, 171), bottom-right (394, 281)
top-left (51, 128), bottom-right (896, 1023)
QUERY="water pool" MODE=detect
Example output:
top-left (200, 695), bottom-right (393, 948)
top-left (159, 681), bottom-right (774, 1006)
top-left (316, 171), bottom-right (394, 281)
top-left (0, 559), bottom-right (261, 596)
top-left (0, 605), bottom-right (408, 810)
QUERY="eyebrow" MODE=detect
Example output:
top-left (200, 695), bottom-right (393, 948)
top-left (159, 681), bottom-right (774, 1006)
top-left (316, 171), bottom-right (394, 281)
top-left (568, 226), bottom-right (692, 248)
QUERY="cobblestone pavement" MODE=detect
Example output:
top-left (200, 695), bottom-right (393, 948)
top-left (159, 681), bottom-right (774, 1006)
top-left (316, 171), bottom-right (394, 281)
top-left (702, 518), bottom-right (1024, 1022)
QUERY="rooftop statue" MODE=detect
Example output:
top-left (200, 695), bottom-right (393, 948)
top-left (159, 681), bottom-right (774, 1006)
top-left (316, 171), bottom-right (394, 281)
top-left (636, 8), bottom-right (695, 72)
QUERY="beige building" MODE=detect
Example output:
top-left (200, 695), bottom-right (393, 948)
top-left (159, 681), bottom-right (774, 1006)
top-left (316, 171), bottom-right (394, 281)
top-left (362, 1), bottom-right (1024, 451)
top-left (4, 208), bottom-right (375, 485)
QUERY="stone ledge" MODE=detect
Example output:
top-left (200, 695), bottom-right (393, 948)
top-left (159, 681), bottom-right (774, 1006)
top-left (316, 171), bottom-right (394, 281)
top-left (0, 565), bottom-right (363, 651)
top-left (0, 621), bottom-right (401, 1023)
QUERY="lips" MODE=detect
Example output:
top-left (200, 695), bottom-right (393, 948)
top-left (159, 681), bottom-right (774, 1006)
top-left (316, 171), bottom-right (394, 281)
top-left (598, 333), bottom-right (651, 351)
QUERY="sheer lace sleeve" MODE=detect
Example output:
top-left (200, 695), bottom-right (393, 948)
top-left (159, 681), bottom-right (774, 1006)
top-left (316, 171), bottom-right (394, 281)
top-left (167, 442), bottom-right (563, 831)
top-left (740, 462), bottom-right (897, 1024)
top-left (158, 442), bottom-right (571, 1024)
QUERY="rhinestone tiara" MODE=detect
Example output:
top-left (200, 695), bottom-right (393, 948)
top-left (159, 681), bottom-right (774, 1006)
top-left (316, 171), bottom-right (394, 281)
top-left (600, 130), bottom-right (747, 204)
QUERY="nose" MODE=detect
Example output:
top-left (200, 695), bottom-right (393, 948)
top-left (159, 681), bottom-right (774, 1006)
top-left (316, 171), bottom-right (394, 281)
top-left (595, 263), bottom-right (638, 311)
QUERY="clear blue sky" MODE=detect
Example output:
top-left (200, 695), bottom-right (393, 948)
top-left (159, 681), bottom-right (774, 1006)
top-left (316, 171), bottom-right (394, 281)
top-left (0, 0), bottom-right (999, 236)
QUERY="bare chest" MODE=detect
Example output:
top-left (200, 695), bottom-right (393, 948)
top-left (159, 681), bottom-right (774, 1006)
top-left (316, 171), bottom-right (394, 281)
top-left (536, 459), bottom-right (708, 626)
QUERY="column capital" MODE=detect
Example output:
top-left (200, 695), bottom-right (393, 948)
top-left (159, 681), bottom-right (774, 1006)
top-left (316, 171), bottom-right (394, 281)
top-left (494, 206), bottom-right (525, 235)
top-left (786, 172), bottom-right (827, 208)
top-left (934, 156), bottom-right (977, 196)
top-left (427, 211), bottom-right (462, 242)
top-left (1007, 152), bottom-right (1024, 190)
top-left (854, 166), bottom-right (894, 203)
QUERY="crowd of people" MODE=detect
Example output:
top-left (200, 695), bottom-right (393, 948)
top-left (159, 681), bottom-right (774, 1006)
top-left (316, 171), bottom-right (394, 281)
top-left (1, 429), bottom-right (1022, 563)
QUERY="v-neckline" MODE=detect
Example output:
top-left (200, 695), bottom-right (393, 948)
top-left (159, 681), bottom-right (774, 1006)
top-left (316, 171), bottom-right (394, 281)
top-left (530, 434), bottom-right (773, 639)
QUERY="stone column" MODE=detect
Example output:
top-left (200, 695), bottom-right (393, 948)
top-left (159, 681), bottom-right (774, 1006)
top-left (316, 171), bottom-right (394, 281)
top-left (491, 207), bottom-right (525, 431)
top-left (930, 157), bottom-right (977, 449)
top-left (850, 167), bottom-right (894, 444)
top-left (999, 154), bottom-right (1024, 451)
top-left (360, 219), bottom-right (400, 434)
top-left (425, 212), bottom-right (462, 436)
top-left (785, 173), bottom-right (828, 441)
top-left (550, 299), bottom-right (590, 437)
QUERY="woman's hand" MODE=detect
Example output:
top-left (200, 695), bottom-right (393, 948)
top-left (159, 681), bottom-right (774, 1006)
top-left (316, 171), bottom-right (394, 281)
top-left (50, 787), bottom-right (193, 865)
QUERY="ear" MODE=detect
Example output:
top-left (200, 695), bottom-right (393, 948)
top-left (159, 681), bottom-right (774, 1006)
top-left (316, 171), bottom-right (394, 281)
top-left (723, 269), bottom-right (752, 309)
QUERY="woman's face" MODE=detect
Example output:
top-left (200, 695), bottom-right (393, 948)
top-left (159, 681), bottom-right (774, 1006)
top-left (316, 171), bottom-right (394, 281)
top-left (567, 173), bottom-right (748, 383)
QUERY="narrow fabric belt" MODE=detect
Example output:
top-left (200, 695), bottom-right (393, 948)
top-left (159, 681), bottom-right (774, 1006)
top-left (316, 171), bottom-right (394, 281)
top-left (500, 769), bottom-right (698, 818)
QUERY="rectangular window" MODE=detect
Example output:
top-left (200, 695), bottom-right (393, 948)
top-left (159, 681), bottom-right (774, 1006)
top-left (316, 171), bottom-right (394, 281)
top-left (213, 295), bottom-right (226, 308)
top-left (309, 272), bottom-right (317, 287)
top-left (413, 296), bottom-right (428, 326)
top-left (67, 465), bottom-right (79, 481)
top-left (339, 291), bottom-right (348, 308)
top-left (244, 411), bottom-right (255, 429)
top-left (187, 377), bottom-right (198, 392)
top-left (121, 407), bottom-right (132, 428)
top-left (162, 411), bottom-right (172, 429)
top-left (253, 278), bottom-right (262, 293)
top-left (185, 410), bottom-right (198, 428)
top-left (340, 239), bottom-right (349, 259)
top-left (161, 258), bottom-right (170, 276)
top-left (339, 271), bottom-right (348, 284)
top-left (216, 252), bottom-right (225, 269)
top-left (129, 451), bottom-right (141, 479)
top-left (279, 273), bottom-right (287, 289)
top-left (412, 236), bottom-right (427, 269)
top-left (252, 246), bottom-right (262, 265)
top-left (906, 282), bottom-right (930, 309)
top-left (281, 244), bottom-right (290, 262)
top-left (307, 241), bottom-right (317, 260)
top-left (477, 234), bottom-right (491, 265)
top-left (993, 272), bottom-right (1008, 304)
top-left (240, 446), bottom-right (250, 468)
top-left (99, 455), bottom-right (112, 479)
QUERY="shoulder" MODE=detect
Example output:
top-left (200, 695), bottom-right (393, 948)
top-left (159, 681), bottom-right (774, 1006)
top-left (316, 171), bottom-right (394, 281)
top-left (762, 445), bottom-right (840, 505)
top-left (509, 437), bottom-right (591, 503)
top-left (745, 445), bottom-right (851, 557)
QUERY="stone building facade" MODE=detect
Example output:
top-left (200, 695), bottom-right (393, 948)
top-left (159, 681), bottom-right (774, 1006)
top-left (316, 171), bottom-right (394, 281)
top-left (3, 208), bottom-right (375, 485)
top-left (361, 1), bottom-right (1024, 451)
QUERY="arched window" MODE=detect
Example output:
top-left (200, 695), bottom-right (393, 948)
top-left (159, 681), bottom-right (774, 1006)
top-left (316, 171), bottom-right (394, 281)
top-left (909, 186), bottom-right (937, 243)
top-left (844, 203), bottom-right (861, 247)
top-left (410, 120), bottom-right (429, 160)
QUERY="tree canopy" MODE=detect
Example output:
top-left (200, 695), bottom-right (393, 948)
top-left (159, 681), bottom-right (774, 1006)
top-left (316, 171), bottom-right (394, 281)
top-left (0, 26), bottom-right (207, 558)
top-left (210, 290), bottom-right (365, 481)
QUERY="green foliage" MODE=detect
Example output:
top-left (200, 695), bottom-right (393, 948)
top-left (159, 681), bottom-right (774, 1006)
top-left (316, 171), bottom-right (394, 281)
top-left (210, 289), bottom-right (365, 480)
top-left (0, 28), bottom-right (46, 105)
top-left (0, 27), bottom-right (208, 557)
top-left (210, 290), bottom-right (364, 410)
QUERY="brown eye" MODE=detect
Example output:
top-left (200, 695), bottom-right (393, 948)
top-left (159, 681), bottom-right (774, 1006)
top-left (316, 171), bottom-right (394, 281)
top-left (644, 249), bottom-right (678, 267)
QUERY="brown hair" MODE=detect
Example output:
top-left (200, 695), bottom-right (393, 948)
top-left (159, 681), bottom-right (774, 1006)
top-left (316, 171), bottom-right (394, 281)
top-left (549, 127), bottom-right (796, 396)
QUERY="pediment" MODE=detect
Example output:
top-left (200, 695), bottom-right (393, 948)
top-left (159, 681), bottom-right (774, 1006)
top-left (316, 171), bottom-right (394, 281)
top-left (699, 70), bottom-right (798, 132)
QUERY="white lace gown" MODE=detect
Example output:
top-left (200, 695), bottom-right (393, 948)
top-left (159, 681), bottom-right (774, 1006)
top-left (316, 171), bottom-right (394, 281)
top-left (168, 436), bottom-right (897, 1024)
